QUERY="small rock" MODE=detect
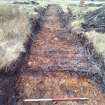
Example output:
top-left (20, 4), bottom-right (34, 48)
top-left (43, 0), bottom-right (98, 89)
top-left (54, 37), bottom-right (58, 41)
top-left (28, 61), bottom-right (32, 66)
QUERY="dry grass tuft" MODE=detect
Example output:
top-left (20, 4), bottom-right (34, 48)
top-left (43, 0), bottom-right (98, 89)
top-left (0, 5), bottom-right (31, 70)
top-left (86, 30), bottom-right (105, 58)
top-left (67, 5), bottom-right (100, 29)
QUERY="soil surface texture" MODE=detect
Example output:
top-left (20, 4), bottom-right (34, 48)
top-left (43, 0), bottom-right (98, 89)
top-left (0, 5), bottom-right (105, 105)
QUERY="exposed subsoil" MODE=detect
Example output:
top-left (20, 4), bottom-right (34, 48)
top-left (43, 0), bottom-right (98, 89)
top-left (0, 5), bottom-right (105, 105)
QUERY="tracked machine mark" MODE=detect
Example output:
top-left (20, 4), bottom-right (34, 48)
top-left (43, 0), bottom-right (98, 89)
top-left (16, 5), bottom-right (105, 105)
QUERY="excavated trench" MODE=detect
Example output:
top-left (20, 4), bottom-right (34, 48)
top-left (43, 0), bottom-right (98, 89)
top-left (16, 5), bottom-right (105, 105)
top-left (0, 5), bottom-right (105, 105)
